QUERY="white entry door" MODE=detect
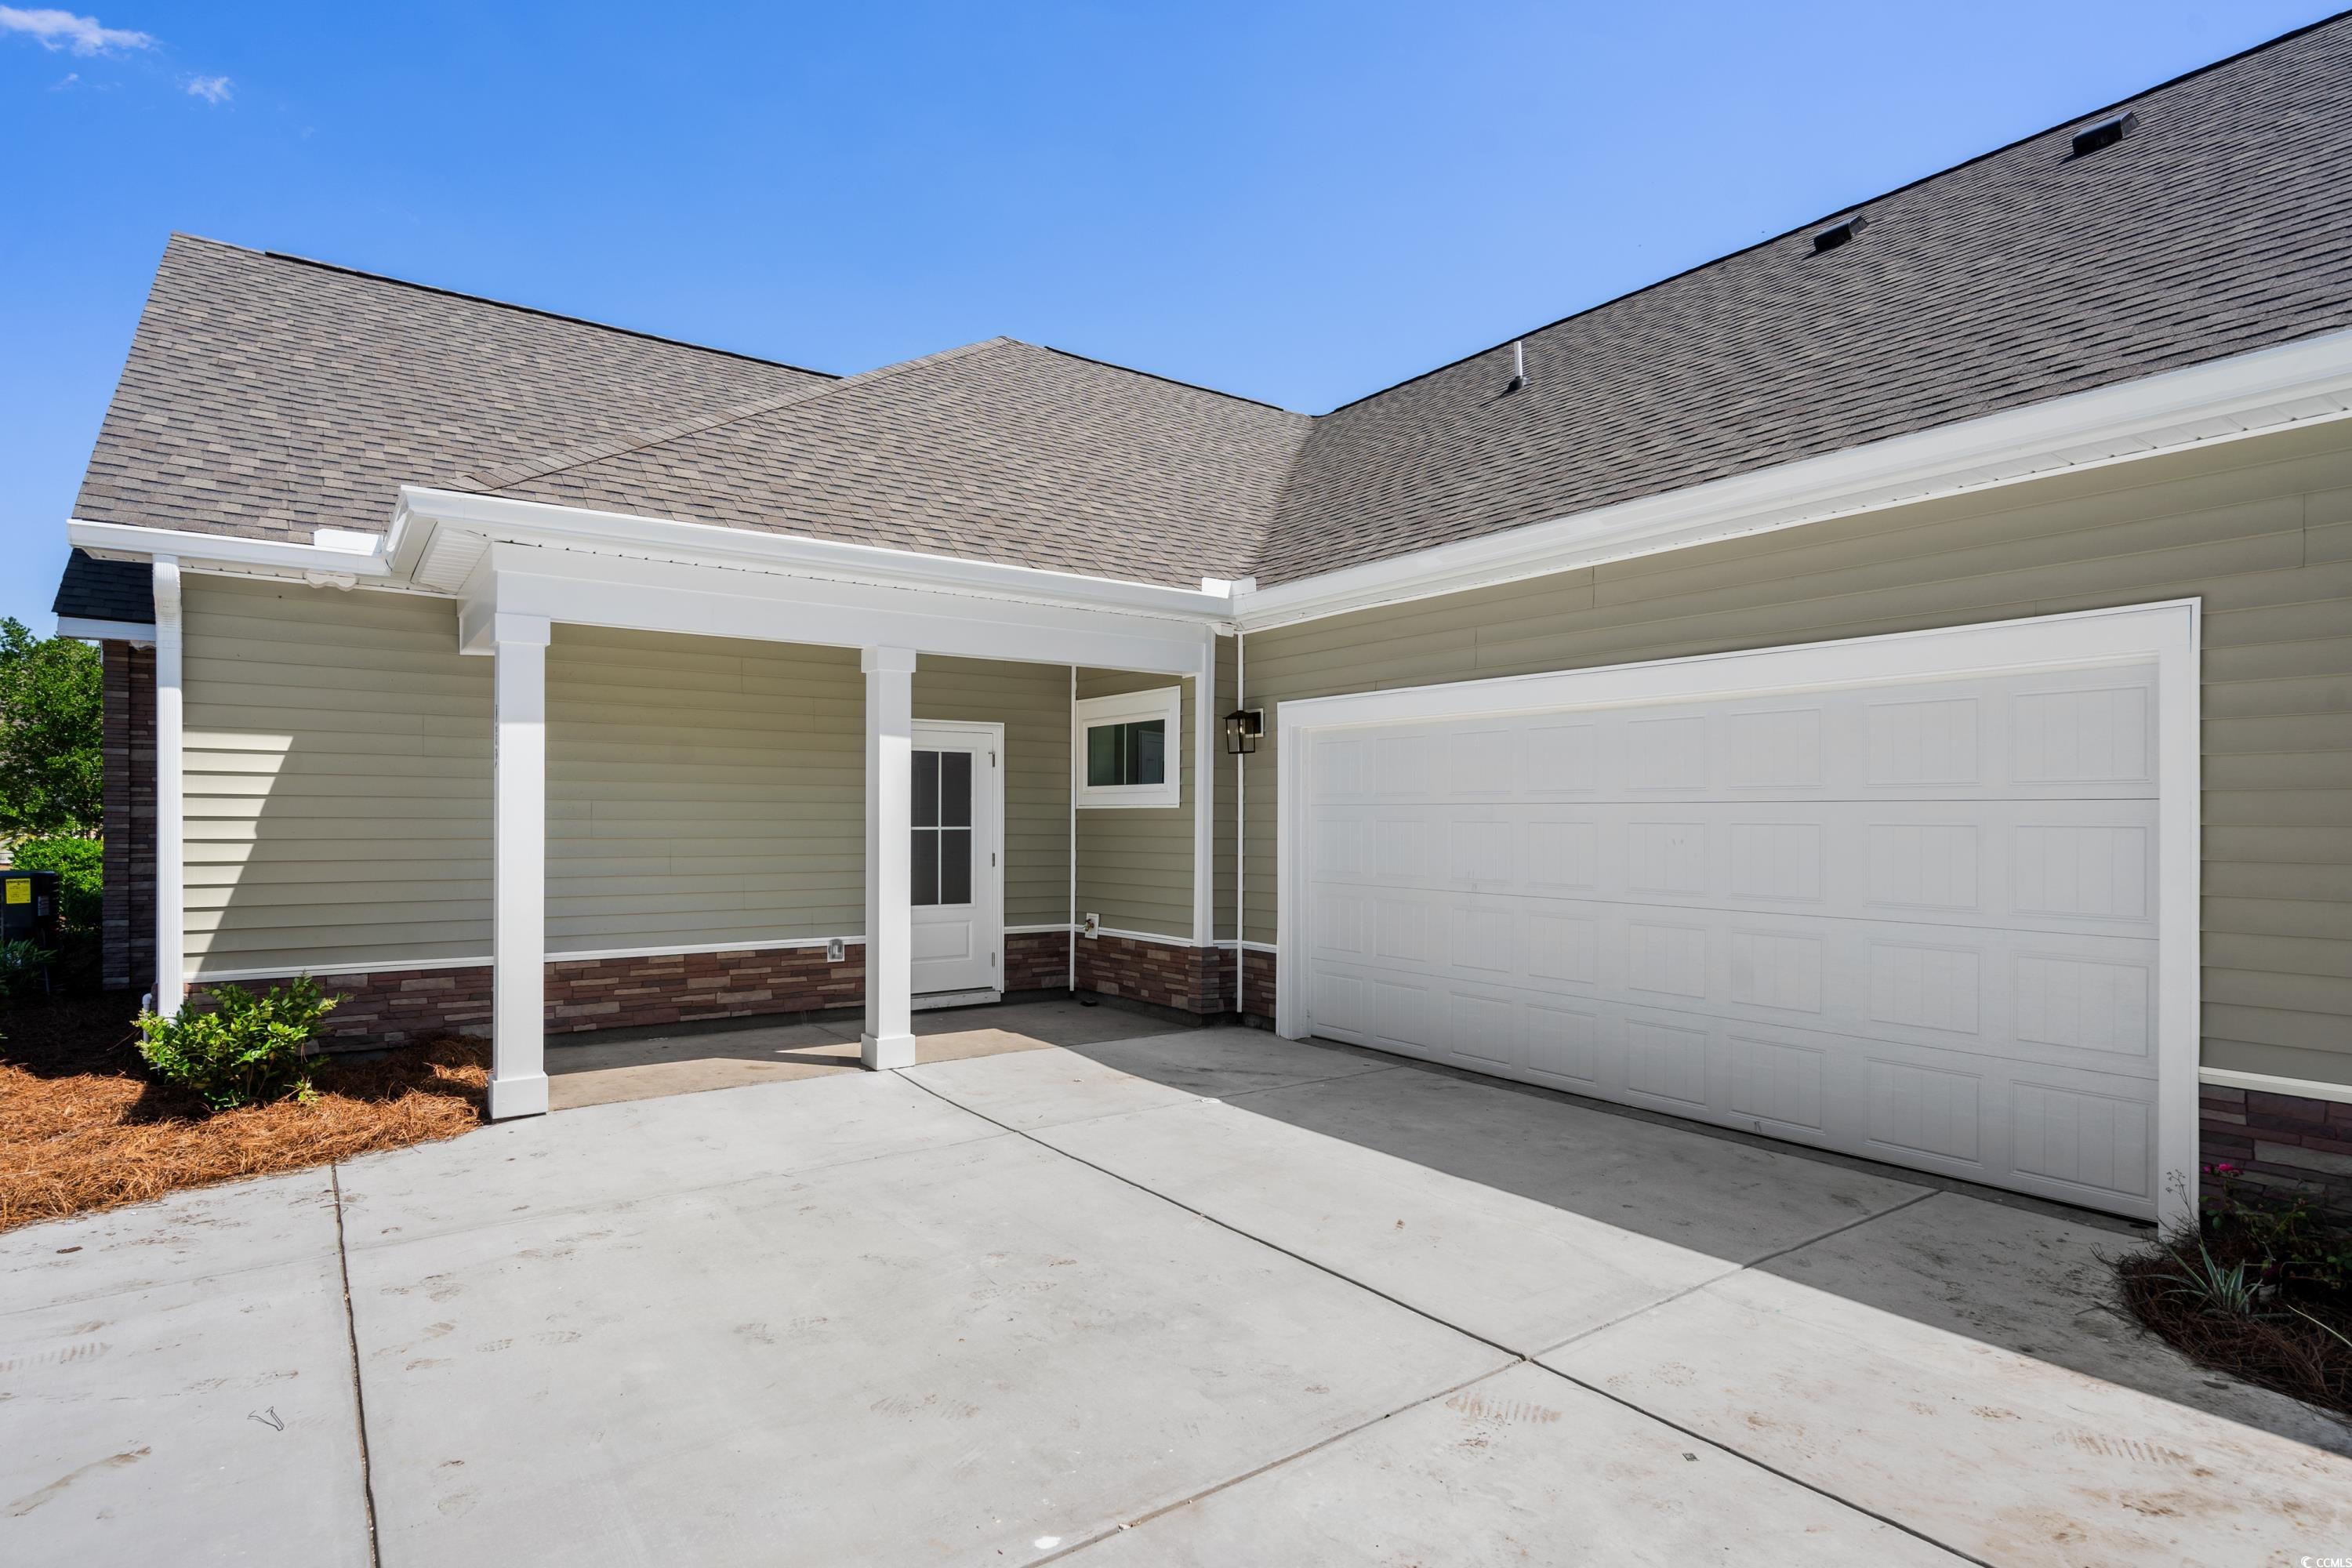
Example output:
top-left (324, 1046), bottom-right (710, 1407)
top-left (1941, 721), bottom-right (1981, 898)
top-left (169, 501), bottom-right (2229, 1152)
top-left (910, 721), bottom-right (1003, 1000)
top-left (1284, 608), bottom-right (2199, 1222)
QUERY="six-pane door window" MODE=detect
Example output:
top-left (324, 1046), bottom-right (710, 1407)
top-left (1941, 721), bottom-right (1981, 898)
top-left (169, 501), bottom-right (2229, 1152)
top-left (911, 749), bottom-right (973, 906)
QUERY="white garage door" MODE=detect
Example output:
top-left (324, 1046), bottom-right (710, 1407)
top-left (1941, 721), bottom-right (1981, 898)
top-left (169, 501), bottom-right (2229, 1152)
top-left (1295, 647), bottom-right (2177, 1219)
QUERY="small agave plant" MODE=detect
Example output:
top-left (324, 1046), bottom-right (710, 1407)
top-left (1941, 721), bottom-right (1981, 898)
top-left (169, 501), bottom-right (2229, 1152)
top-left (2156, 1239), bottom-right (2273, 1320)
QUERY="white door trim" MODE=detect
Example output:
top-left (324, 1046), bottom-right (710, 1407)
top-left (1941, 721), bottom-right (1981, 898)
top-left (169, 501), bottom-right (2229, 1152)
top-left (911, 718), bottom-right (1006, 998)
top-left (1275, 600), bottom-right (2202, 1229)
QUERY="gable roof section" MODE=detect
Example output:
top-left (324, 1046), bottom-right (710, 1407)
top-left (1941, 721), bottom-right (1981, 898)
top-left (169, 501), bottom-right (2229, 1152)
top-left (71, 235), bottom-right (833, 544)
top-left (487, 337), bottom-right (1312, 588)
top-left (1258, 13), bottom-right (2352, 584)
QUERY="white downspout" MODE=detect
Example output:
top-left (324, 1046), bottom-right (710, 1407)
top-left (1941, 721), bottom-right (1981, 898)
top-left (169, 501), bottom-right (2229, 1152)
top-left (151, 557), bottom-right (185, 1016)
top-left (1234, 627), bottom-right (1244, 1014)
top-left (1067, 663), bottom-right (1077, 992)
top-left (1191, 641), bottom-right (1215, 951)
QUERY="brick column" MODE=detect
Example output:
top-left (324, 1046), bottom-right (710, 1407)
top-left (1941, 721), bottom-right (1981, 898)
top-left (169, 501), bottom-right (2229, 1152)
top-left (101, 641), bottom-right (157, 993)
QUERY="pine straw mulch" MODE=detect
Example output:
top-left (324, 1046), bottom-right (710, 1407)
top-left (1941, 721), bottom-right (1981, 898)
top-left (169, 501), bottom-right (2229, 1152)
top-left (2115, 1214), bottom-right (2352, 1419)
top-left (0, 992), bottom-right (488, 1235)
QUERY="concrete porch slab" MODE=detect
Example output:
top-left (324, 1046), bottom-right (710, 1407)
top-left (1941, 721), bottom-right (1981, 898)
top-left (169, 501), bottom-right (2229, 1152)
top-left (902, 1029), bottom-right (1390, 1133)
top-left (343, 1127), bottom-right (1509, 1567)
top-left (1541, 1267), bottom-right (2352, 1566)
top-left (543, 997), bottom-right (1194, 1111)
top-left (1062, 1361), bottom-right (1969, 1566)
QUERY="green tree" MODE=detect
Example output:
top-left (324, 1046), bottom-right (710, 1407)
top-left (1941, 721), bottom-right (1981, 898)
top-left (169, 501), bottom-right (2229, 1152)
top-left (0, 618), bottom-right (103, 840)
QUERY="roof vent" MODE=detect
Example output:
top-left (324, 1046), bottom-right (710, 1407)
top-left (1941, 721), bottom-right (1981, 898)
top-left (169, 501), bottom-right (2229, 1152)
top-left (2070, 111), bottom-right (2136, 158)
top-left (1811, 214), bottom-right (1868, 254)
top-left (1506, 340), bottom-right (1527, 393)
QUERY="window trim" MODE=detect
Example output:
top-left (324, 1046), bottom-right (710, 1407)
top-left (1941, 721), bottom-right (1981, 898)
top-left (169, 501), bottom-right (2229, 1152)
top-left (1073, 684), bottom-right (1182, 808)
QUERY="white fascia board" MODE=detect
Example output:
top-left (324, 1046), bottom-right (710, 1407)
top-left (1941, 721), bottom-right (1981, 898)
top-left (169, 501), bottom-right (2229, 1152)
top-left (68, 519), bottom-right (393, 579)
top-left (55, 616), bottom-right (157, 644)
top-left (393, 487), bottom-right (1235, 625)
top-left (1232, 325), bottom-right (2352, 631)
top-left (470, 541), bottom-right (1218, 676)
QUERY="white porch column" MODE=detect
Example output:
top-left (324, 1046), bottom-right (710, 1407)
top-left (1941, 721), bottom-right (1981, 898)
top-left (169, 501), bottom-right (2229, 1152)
top-left (488, 613), bottom-right (551, 1119)
top-left (862, 646), bottom-right (918, 1069)
top-left (151, 557), bottom-right (185, 1016)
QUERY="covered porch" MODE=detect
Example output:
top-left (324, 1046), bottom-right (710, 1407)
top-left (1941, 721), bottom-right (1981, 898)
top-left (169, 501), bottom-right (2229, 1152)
top-left (110, 489), bottom-right (1247, 1120)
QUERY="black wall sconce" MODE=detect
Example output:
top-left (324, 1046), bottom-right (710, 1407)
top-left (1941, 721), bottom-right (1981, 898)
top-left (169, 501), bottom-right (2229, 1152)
top-left (1222, 708), bottom-right (1263, 755)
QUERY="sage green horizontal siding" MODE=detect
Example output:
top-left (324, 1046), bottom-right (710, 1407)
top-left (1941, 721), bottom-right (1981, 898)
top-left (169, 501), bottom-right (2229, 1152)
top-left (915, 655), bottom-right (1070, 929)
top-left (546, 626), bottom-right (862, 953)
top-left (185, 591), bottom-right (1077, 974)
top-left (183, 578), bottom-right (492, 974)
top-left (546, 635), bottom-right (1077, 953)
top-left (1075, 668), bottom-right (1196, 939)
top-left (1240, 419), bottom-right (2352, 1087)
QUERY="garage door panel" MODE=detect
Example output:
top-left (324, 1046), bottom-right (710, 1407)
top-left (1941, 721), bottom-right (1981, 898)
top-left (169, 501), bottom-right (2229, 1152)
top-left (1309, 667), bottom-right (2157, 808)
top-left (1310, 799), bottom-right (2156, 939)
top-left (2009, 1077), bottom-right (2155, 1207)
top-left (1309, 886), bottom-right (2158, 1080)
top-left (1297, 655), bottom-right (2169, 1219)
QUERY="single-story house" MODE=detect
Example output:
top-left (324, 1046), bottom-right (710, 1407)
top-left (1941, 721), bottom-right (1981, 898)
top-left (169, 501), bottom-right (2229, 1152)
top-left (51, 16), bottom-right (2352, 1229)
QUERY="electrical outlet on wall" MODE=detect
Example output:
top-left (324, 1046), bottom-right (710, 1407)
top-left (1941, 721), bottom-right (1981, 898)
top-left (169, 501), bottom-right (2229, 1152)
top-left (826, 937), bottom-right (845, 962)
top-left (1082, 913), bottom-right (1101, 939)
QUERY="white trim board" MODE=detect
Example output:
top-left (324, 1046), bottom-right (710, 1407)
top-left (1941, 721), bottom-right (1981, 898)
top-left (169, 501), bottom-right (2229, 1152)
top-left (190, 933), bottom-right (869, 984)
top-left (1230, 325), bottom-right (2352, 630)
top-left (1019, 924), bottom-right (1271, 952)
top-left (2199, 1067), bottom-right (2352, 1108)
top-left (55, 616), bottom-right (156, 644)
top-left (1274, 599), bottom-right (2203, 1229)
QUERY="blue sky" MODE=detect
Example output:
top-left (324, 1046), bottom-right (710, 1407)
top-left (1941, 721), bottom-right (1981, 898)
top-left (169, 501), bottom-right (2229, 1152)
top-left (2, 1), bottom-right (2335, 630)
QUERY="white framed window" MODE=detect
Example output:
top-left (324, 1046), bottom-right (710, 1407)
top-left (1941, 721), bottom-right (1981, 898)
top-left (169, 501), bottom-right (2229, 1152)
top-left (1073, 685), bottom-right (1181, 808)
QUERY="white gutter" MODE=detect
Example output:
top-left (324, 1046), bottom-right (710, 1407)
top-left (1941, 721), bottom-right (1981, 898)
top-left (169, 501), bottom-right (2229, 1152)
top-left (71, 519), bottom-right (390, 582)
top-left (151, 557), bottom-right (185, 1016)
top-left (1231, 323), bottom-right (2352, 630)
top-left (390, 488), bottom-right (1236, 625)
top-left (55, 617), bottom-right (157, 644)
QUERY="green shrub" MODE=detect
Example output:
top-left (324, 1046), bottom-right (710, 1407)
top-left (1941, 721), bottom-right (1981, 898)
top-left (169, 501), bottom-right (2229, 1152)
top-left (9, 835), bottom-right (101, 930)
top-left (136, 976), bottom-right (343, 1109)
top-left (0, 937), bottom-right (54, 999)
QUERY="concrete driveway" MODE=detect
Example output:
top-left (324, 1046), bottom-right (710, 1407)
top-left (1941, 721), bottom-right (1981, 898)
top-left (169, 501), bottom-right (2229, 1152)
top-left (6, 1018), bottom-right (2349, 1566)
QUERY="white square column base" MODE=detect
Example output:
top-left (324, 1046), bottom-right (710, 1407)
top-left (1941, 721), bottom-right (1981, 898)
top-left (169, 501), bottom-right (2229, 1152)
top-left (861, 1032), bottom-right (916, 1071)
top-left (487, 1070), bottom-right (550, 1120)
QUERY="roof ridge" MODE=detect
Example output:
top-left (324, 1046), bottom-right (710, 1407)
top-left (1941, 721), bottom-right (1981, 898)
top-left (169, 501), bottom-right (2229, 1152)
top-left (1032, 343), bottom-right (1304, 416)
top-left (1319, 5), bottom-right (2352, 416)
top-left (166, 234), bottom-right (840, 380)
top-left (470, 337), bottom-right (1019, 495)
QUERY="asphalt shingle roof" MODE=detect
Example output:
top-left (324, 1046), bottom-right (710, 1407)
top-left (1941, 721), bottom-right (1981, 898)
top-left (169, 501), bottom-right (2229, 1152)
top-left (63, 15), bottom-right (2352, 597)
top-left (51, 550), bottom-right (154, 626)
top-left (72, 237), bottom-right (833, 543)
top-left (1258, 16), bottom-right (2352, 583)
top-left (490, 339), bottom-right (1311, 587)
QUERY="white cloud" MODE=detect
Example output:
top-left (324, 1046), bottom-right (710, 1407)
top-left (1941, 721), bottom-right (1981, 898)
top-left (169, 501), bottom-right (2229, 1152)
top-left (0, 6), bottom-right (155, 56)
top-left (185, 72), bottom-right (229, 103)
